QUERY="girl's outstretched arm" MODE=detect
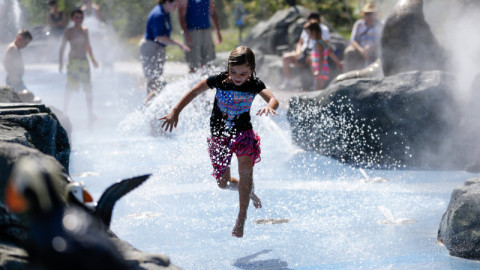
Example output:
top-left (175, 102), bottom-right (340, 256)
top-left (257, 89), bottom-right (279, 116)
top-left (160, 79), bottom-right (210, 132)
top-left (328, 48), bottom-right (343, 71)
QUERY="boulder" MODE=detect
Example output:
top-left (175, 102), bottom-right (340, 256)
top-left (0, 86), bottom-right (71, 133)
top-left (0, 87), bottom-right (22, 103)
top-left (243, 6), bottom-right (310, 55)
top-left (0, 103), bottom-right (70, 171)
top-left (438, 178), bottom-right (480, 259)
top-left (287, 70), bottom-right (478, 169)
top-left (381, 0), bottom-right (446, 76)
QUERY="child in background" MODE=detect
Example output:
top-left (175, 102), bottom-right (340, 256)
top-left (304, 21), bottom-right (342, 90)
top-left (47, 0), bottom-right (68, 37)
top-left (160, 46), bottom-right (279, 238)
top-left (3, 30), bottom-right (32, 92)
top-left (59, 9), bottom-right (98, 124)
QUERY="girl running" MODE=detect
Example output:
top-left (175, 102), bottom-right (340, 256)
top-left (160, 46), bottom-right (279, 238)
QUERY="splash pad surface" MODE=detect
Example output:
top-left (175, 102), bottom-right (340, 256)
top-left (4, 61), bottom-right (480, 269)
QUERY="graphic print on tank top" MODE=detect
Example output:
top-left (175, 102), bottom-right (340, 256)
top-left (215, 89), bottom-right (255, 130)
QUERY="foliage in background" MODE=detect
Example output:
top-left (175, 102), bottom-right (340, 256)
top-left (18, 0), bottom-right (358, 39)
top-left (17, 0), bottom-right (480, 41)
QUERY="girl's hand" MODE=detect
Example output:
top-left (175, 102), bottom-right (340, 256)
top-left (257, 105), bottom-right (278, 117)
top-left (159, 111), bottom-right (179, 132)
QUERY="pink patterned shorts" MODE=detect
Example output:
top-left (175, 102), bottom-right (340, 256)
top-left (207, 129), bottom-right (261, 179)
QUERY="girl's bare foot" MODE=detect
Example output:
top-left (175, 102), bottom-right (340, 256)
top-left (250, 192), bottom-right (262, 209)
top-left (232, 217), bottom-right (246, 238)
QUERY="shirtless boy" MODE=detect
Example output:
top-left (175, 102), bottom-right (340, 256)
top-left (59, 9), bottom-right (98, 122)
top-left (3, 30), bottom-right (32, 92)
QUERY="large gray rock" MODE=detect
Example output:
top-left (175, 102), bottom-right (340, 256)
top-left (0, 144), bottom-right (67, 268)
top-left (381, 0), bottom-right (446, 76)
top-left (0, 86), bottom-right (72, 136)
top-left (243, 6), bottom-right (310, 55)
top-left (0, 103), bottom-right (70, 171)
top-left (438, 178), bottom-right (480, 259)
top-left (287, 70), bottom-right (477, 169)
top-left (0, 87), bottom-right (22, 103)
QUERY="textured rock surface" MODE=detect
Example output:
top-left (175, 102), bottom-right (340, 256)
top-left (381, 0), bottom-right (446, 76)
top-left (0, 103), bottom-right (70, 171)
top-left (438, 178), bottom-right (480, 259)
top-left (287, 71), bottom-right (477, 169)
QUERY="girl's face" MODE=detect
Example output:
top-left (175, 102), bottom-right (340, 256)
top-left (229, 63), bottom-right (252, 86)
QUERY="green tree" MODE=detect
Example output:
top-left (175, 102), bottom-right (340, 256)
top-left (16, 0), bottom-right (358, 39)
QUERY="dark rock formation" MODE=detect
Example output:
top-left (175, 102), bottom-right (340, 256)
top-left (0, 87), bottom-right (181, 269)
top-left (0, 87), bottom-right (70, 170)
top-left (287, 71), bottom-right (478, 169)
top-left (243, 6), bottom-right (310, 56)
top-left (381, 0), bottom-right (446, 76)
top-left (0, 103), bottom-right (70, 171)
top-left (438, 178), bottom-right (480, 259)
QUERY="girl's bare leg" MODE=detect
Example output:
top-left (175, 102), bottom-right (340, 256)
top-left (217, 167), bottom-right (231, 189)
top-left (232, 156), bottom-right (253, 238)
top-left (229, 177), bottom-right (261, 209)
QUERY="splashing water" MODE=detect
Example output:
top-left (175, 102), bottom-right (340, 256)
top-left (377, 205), bottom-right (417, 225)
top-left (11, 0), bottom-right (21, 30)
top-left (4, 59), bottom-right (480, 269)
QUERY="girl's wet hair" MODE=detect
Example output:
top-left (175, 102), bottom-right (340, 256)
top-left (227, 46), bottom-right (256, 79)
top-left (159, 0), bottom-right (175, 4)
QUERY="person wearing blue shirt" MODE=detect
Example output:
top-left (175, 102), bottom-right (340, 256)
top-left (179, 0), bottom-right (222, 73)
top-left (140, 0), bottom-right (190, 104)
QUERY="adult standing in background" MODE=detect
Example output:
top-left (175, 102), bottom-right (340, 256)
top-left (178, 0), bottom-right (222, 73)
top-left (342, 1), bottom-right (383, 72)
top-left (47, 0), bottom-right (68, 37)
top-left (140, 0), bottom-right (190, 104)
